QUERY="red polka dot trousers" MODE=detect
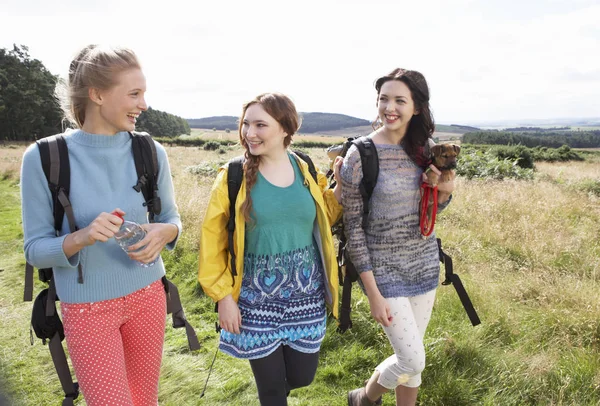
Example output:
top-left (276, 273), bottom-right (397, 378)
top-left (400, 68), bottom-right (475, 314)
top-left (61, 279), bottom-right (167, 406)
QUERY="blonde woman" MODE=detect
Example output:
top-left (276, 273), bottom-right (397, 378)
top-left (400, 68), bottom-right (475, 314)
top-left (21, 45), bottom-right (181, 405)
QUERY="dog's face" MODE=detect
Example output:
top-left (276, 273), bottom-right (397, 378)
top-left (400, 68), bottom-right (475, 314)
top-left (431, 144), bottom-right (460, 170)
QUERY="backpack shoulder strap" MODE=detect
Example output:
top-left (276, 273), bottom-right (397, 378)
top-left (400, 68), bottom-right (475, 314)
top-left (129, 131), bottom-right (161, 221)
top-left (351, 137), bottom-right (379, 228)
top-left (129, 133), bottom-right (201, 349)
top-left (227, 156), bottom-right (245, 280)
top-left (291, 149), bottom-right (318, 184)
top-left (36, 135), bottom-right (70, 233)
top-left (29, 135), bottom-right (83, 288)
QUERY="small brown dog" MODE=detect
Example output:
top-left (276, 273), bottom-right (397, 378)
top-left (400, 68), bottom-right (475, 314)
top-left (426, 143), bottom-right (461, 186)
top-left (420, 143), bottom-right (460, 236)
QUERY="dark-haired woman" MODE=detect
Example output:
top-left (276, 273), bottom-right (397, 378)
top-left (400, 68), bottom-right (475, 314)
top-left (198, 93), bottom-right (343, 406)
top-left (342, 69), bottom-right (455, 406)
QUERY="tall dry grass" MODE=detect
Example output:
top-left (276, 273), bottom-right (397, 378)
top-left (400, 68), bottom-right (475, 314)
top-left (1, 141), bottom-right (599, 405)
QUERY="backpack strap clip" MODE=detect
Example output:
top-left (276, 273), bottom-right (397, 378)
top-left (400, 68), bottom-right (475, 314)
top-left (132, 174), bottom-right (148, 193)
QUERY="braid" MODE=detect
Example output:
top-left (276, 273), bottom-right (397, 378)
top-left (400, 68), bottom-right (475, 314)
top-left (237, 93), bottom-right (299, 222)
top-left (240, 152), bottom-right (260, 222)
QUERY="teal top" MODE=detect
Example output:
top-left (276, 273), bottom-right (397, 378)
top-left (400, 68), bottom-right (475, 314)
top-left (245, 154), bottom-right (316, 255)
top-left (220, 153), bottom-right (327, 359)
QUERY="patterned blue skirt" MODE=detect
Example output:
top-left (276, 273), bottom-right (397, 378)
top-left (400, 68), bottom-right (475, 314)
top-left (219, 243), bottom-right (327, 359)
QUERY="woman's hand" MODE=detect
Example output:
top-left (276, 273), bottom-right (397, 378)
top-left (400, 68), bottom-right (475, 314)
top-left (360, 271), bottom-right (392, 326)
top-left (437, 175), bottom-right (455, 203)
top-left (127, 223), bottom-right (178, 264)
top-left (422, 165), bottom-right (455, 204)
top-left (367, 291), bottom-right (393, 327)
top-left (218, 294), bottom-right (242, 334)
top-left (63, 209), bottom-right (125, 257)
top-left (332, 156), bottom-right (343, 203)
top-left (82, 209), bottom-right (125, 245)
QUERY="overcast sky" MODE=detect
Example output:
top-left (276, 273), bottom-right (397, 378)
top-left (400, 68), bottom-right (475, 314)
top-left (1, 0), bottom-right (599, 125)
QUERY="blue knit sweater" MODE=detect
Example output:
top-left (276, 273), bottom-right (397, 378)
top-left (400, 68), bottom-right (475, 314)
top-left (340, 140), bottom-right (450, 298)
top-left (21, 130), bottom-right (182, 303)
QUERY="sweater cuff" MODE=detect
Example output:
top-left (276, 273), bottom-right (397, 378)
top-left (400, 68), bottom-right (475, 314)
top-left (355, 258), bottom-right (373, 275)
top-left (437, 194), bottom-right (453, 212)
top-left (48, 235), bottom-right (80, 268)
top-left (165, 222), bottom-right (182, 251)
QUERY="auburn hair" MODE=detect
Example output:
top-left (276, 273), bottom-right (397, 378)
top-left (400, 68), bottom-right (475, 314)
top-left (237, 93), bottom-right (299, 221)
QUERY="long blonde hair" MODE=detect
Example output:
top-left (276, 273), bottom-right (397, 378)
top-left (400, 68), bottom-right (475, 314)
top-left (55, 45), bottom-right (141, 128)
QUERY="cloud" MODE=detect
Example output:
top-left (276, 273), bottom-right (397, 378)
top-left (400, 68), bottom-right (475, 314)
top-left (1, 0), bottom-right (599, 123)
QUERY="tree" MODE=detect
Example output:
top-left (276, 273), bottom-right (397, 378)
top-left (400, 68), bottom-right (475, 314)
top-left (0, 45), bottom-right (63, 141)
top-left (135, 106), bottom-right (191, 137)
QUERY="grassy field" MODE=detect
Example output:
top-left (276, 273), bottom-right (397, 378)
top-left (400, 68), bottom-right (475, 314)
top-left (0, 140), bottom-right (599, 405)
top-left (188, 128), bottom-right (462, 144)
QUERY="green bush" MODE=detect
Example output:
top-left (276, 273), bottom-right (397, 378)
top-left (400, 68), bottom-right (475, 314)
top-left (293, 139), bottom-right (338, 148)
top-left (492, 145), bottom-right (534, 168)
top-left (457, 149), bottom-right (534, 180)
top-left (461, 144), bottom-right (584, 164)
top-left (574, 179), bottom-right (600, 196)
top-left (531, 145), bottom-right (584, 162)
top-left (203, 141), bottom-right (220, 151)
top-left (154, 137), bottom-right (237, 148)
top-left (185, 161), bottom-right (225, 177)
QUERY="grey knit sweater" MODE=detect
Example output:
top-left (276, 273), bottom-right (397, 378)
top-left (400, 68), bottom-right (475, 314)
top-left (340, 140), bottom-right (449, 298)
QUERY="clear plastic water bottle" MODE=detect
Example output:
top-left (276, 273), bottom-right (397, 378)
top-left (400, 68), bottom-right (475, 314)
top-left (112, 211), bottom-right (158, 267)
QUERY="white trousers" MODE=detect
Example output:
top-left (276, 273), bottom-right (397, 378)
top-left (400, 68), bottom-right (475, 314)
top-left (375, 289), bottom-right (437, 389)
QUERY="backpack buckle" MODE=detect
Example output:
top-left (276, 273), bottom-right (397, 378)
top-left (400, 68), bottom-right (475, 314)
top-left (133, 174), bottom-right (148, 192)
top-left (143, 196), bottom-right (162, 216)
top-left (38, 268), bottom-right (53, 283)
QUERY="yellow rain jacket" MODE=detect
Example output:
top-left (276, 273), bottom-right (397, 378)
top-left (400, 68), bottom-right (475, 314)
top-left (198, 153), bottom-right (342, 318)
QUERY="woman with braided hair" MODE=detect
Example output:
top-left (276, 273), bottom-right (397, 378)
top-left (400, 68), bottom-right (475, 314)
top-left (198, 93), bottom-right (343, 406)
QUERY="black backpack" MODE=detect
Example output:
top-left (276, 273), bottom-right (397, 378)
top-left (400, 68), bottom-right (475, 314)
top-left (326, 136), bottom-right (480, 331)
top-left (23, 131), bottom-right (200, 406)
top-left (326, 137), bottom-right (379, 332)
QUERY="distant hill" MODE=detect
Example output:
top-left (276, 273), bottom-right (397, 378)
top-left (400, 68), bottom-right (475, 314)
top-left (297, 113), bottom-right (371, 133)
top-left (187, 113), bottom-right (478, 136)
top-left (187, 116), bottom-right (238, 130)
top-left (187, 112), bottom-right (370, 134)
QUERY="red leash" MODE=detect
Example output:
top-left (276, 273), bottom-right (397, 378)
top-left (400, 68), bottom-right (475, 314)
top-left (420, 182), bottom-right (438, 237)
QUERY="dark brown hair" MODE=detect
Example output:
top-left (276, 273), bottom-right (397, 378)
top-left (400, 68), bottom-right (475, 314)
top-left (374, 68), bottom-right (435, 166)
top-left (238, 93), bottom-right (300, 221)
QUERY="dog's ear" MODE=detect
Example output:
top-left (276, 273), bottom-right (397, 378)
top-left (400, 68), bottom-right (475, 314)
top-left (431, 145), bottom-right (443, 157)
top-left (453, 144), bottom-right (461, 155)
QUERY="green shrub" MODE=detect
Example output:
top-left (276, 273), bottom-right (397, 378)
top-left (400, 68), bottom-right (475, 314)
top-left (293, 139), bottom-right (338, 148)
top-left (531, 145), bottom-right (584, 162)
top-left (492, 145), bottom-right (534, 168)
top-left (457, 150), bottom-right (534, 180)
top-left (154, 137), bottom-right (237, 148)
top-left (461, 144), bottom-right (584, 164)
top-left (574, 179), bottom-right (600, 196)
top-left (203, 141), bottom-right (220, 151)
top-left (185, 161), bottom-right (224, 177)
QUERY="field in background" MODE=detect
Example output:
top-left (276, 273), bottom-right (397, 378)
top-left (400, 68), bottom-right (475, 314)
top-left (1, 143), bottom-right (599, 405)
top-left (188, 127), bottom-right (462, 144)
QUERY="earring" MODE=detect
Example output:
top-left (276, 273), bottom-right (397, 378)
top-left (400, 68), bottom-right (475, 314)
top-left (372, 117), bottom-right (383, 130)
